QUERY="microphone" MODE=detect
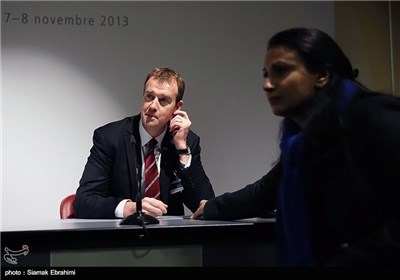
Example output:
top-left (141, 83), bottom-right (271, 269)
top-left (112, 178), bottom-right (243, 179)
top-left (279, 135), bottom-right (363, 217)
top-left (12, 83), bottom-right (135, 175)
top-left (119, 135), bottom-right (159, 225)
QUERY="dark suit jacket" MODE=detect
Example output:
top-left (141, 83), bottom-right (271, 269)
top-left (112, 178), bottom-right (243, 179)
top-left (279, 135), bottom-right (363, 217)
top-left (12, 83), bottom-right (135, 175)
top-left (203, 92), bottom-right (400, 266)
top-left (74, 114), bottom-right (215, 218)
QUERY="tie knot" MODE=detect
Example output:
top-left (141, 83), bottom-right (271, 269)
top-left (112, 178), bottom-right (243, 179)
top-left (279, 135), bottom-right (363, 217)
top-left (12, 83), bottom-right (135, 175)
top-left (148, 138), bottom-right (157, 151)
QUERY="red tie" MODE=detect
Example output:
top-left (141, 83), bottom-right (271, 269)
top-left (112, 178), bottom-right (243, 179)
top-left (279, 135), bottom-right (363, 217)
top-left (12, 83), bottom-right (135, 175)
top-left (144, 138), bottom-right (160, 199)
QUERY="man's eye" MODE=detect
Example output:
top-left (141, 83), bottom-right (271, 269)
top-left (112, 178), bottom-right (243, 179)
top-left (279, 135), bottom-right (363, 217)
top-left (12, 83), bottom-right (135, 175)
top-left (159, 98), bottom-right (168, 106)
top-left (144, 93), bottom-right (153, 100)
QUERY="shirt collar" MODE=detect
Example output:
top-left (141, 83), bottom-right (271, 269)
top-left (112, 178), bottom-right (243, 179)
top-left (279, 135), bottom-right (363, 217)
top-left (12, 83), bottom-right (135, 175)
top-left (139, 120), bottom-right (166, 149)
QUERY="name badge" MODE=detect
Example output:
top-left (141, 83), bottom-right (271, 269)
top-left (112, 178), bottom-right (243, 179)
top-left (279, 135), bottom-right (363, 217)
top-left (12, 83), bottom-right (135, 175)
top-left (170, 177), bottom-right (184, 194)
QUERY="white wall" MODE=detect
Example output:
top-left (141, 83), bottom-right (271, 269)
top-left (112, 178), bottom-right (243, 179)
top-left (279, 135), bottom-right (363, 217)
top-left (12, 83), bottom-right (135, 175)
top-left (1, 1), bottom-right (334, 228)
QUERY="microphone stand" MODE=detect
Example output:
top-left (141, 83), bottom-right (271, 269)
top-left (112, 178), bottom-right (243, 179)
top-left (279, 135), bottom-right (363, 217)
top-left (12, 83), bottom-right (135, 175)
top-left (120, 135), bottom-right (159, 225)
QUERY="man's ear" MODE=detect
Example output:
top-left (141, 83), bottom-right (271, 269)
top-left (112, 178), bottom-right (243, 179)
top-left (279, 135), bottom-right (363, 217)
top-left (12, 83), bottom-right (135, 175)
top-left (176, 100), bottom-right (183, 110)
top-left (315, 71), bottom-right (330, 88)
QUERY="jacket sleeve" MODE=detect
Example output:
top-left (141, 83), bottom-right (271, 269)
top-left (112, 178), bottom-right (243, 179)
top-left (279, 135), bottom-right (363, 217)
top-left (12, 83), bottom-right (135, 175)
top-left (203, 160), bottom-right (282, 220)
top-left (178, 134), bottom-right (215, 212)
top-left (73, 128), bottom-right (123, 218)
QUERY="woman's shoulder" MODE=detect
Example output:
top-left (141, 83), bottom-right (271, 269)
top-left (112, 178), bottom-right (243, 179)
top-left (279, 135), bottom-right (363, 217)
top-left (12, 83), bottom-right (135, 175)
top-left (350, 91), bottom-right (400, 117)
top-left (347, 91), bottom-right (400, 138)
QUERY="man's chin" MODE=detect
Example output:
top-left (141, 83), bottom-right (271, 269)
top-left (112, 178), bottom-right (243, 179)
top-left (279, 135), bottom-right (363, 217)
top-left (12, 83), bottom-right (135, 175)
top-left (144, 119), bottom-right (166, 130)
top-left (145, 118), bottom-right (158, 125)
top-left (143, 115), bottom-right (157, 123)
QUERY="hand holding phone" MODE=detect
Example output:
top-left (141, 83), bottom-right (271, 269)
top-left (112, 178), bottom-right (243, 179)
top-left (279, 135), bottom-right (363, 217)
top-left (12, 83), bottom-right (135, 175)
top-left (169, 110), bottom-right (191, 142)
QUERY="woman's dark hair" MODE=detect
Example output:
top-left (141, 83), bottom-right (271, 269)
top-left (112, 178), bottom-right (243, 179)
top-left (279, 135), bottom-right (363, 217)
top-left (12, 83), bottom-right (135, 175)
top-left (268, 27), bottom-right (357, 80)
top-left (268, 28), bottom-right (363, 168)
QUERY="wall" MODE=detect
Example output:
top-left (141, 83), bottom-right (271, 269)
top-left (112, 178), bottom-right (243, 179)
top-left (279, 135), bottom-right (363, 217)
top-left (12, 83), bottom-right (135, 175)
top-left (1, 1), bottom-right (335, 228)
top-left (335, 1), bottom-right (400, 96)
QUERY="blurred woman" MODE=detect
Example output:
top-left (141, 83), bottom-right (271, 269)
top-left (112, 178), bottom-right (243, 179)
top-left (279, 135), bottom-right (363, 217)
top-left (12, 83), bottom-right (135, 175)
top-left (192, 27), bottom-right (400, 266)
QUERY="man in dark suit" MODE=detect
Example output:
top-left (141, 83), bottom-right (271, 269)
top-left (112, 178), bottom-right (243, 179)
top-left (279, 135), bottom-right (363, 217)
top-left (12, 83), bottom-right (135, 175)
top-left (73, 67), bottom-right (215, 219)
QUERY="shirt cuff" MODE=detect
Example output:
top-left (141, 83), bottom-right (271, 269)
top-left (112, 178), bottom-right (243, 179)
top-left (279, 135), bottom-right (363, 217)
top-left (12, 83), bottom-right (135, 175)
top-left (115, 199), bottom-right (131, 218)
top-left (180, 154), bottom-right (192, 169)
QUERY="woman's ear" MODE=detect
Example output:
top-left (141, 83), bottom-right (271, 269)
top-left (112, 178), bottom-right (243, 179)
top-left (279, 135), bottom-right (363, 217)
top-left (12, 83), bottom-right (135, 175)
top-left (315, 71), bottom-right (330, 88)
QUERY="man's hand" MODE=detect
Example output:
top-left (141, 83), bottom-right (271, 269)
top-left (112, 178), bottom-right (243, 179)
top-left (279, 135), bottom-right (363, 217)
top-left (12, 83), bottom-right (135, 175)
top-left (169, 110), bottom-right (191, 149)
top-left (123, 197), bottom-right (168, 218)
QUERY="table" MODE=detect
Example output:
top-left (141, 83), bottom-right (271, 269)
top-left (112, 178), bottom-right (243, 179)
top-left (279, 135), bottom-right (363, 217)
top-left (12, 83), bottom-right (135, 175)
top-left (1, 216), bottom-right (276, 268)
